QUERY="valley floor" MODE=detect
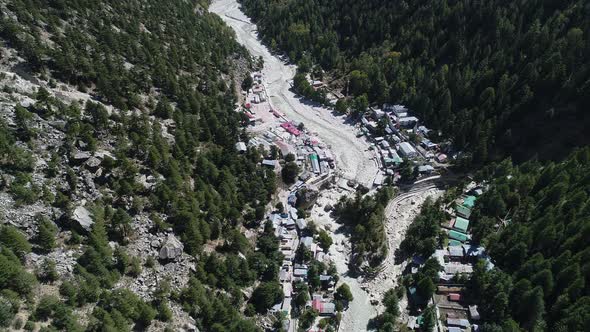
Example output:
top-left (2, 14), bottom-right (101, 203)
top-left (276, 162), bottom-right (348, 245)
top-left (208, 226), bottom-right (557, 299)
top-left (210, 1), bottom-right (445, 331)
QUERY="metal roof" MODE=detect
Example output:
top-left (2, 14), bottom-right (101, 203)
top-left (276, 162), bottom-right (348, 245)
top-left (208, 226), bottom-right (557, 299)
top-left (448, 246), bottom-right (464, 257)
top-left (463, 195), bottom-right (477, 208)
top-left (454, 217), bottom-right (470, 232)
top-left (449, 230), bottom-right (469, 242)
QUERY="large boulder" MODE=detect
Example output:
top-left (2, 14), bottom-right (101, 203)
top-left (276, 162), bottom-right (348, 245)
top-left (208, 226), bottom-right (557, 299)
top-left (71, 151), bottom-right (91, 165)
top-left (85, 156), bottom-right (102, 171)
top-left (295, 185), bottom-right (319, 210)
top-left (159, 234), bottom-right (184, 260)
top-left (72, 206), bottom-right (93, 232)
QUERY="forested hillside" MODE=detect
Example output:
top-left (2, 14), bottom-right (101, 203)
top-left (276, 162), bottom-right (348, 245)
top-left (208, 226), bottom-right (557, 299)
top-left (464, 149), bottom-right (590, 331)
top-left (240, 0), bottom-right (590, 162)
top-left (0, 0), bottom-right (279, 330)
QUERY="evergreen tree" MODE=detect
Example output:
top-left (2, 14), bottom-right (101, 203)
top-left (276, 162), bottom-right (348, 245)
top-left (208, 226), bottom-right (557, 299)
top-left (422, 306), bottom-right (436, 332)
top-left (0, 226), bottom-right (31, 260)
top-left (36, 218), bottom-right (57, 253)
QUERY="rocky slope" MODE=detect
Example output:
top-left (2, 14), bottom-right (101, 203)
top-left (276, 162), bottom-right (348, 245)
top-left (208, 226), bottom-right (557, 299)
top-left (0, 1), bottom-right (279, 331)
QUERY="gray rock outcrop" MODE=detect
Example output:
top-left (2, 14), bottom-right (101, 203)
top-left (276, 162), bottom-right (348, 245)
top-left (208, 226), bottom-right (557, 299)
top-left (85, 156), bottom-right (101, 170)
top-left (295, 185), bottom-right (319, 210)
top-left (159, 234), bottom-right (184, 260)
top-left (72, 151), bottom-right (91, 163)
top-left (72, 205), bottom-right (93, 232)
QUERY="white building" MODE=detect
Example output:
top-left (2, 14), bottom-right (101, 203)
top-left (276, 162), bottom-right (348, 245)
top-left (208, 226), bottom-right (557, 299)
top-left (398, 142), bottom-right (418, 158)
top-left (398, 116), bottom-right (419, 127)
top-left (235, 142), bottom-right (247, 153)
top-left (383, 104), bottom-right (408, 116)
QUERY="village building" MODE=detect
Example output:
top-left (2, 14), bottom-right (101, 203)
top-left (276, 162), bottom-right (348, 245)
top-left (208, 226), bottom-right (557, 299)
top-left (312, 299), bottom-right (336, 316)
top-left (383, 103), bottom-right (408, 116)
top-left (293, 265), bottom-right (309, 279)
top-left (452, 216), bottom-right (470, 233)
top-left (398, 116), bottom-right (419, 127)
top-left (301, 236), bottom-right (314, 250)
top-left (312, 80), bottom-right (323, 88)
top-left (463, 195), bottom-right (477, 208)
top-left (296, 218), bottom-right (307, 230)
top-left (398, 142), bottom-right (419, 158)
top-left (287, 194), bottom-right (297, 206)
top-left (299, 171), bottom-right (313, 181)
top-left (309, 154), bottom-right (321, 174)
top-left (276, 140), bottom-right (296, 157)
top-left (235, 141), bottom-right (247, 152)
top-left (449, 230), bottom-right (470, 242)
top-left (448, 293), bottom-right (461, 302)
top-left (417, 125), bottom-right (430, 136)
top-left (448, 246), bottom-right (465, 260)
top-left (447, 318), bottom-right (470, 329)
top-left (421, 138), bottom-right (438, 150)
top-left (280, 122), bottom-right (301, 136)
top-left (262, 159), bottom-right (277, 168)
top-left (455, 203), bottom-right (472, 219)
top-left (282, 218), bottom-right (296, 230)
top-left (418, 165), bottom-right (435, 174)
top-left (436, 153), bottom-right (448, 163)
top-left (372, 108), bottom-right (386, 119)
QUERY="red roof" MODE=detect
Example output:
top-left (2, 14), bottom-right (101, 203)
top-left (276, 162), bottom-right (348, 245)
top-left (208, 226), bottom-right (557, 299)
top-left (449, 219), bottom-right (456, 228)
top-left (280, 122), bottom-right (301, 136)
top-left (245, 103), bottom-right (251, 109)
top-left (449, 293), bottom-right (461, 301)
top-left (312, 299), bottom-right (322, 311)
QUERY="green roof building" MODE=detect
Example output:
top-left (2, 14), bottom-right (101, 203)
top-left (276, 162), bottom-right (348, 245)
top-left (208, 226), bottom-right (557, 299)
top-left (449, 230), bottom-right (469, 242)
top-left (449, 240), bottom-right (462, 246)
top-left (453, 217), bottom-right (470, 233)
top-left (383, 157), bottom-right (402, 165)
top-left (456, 204), bottom-right (472, 218)
top-left (463, 195), bottom-right (477, 208)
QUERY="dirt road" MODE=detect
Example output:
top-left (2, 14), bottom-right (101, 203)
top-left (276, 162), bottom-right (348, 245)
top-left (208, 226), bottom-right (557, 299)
top-left (210, 0), bottom-right (378, 187)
